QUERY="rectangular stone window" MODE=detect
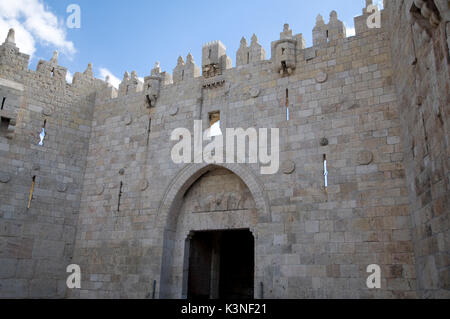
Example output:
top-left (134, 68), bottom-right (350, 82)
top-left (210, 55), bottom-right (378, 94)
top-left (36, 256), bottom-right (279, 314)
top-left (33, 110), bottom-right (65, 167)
top-left (209, 111), bottom-right (221, 137)
top-left (0, 116), bottom-right (10, 134)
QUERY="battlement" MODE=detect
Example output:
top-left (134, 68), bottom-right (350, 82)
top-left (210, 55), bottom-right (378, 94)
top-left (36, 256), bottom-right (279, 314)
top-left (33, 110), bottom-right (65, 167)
top-left (1, 0), bottom-right (449, 300)
top-left (0, 1), bottom-right (384, 102)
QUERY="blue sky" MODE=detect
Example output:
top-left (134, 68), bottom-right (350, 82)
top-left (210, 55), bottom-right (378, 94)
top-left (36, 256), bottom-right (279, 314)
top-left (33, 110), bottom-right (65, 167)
top-left (0, 0), bottom-right (382, 87)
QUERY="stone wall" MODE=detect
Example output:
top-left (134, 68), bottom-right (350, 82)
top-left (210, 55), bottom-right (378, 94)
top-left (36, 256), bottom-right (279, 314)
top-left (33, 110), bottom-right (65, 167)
top-left (385, 0), bottom-right (449, 298)
top-left (0, 0), bottom-right (448, 299)
top-left (0, 34), bottom-right (102, 297)
top-left (69, 6), bottom-right (417, 299)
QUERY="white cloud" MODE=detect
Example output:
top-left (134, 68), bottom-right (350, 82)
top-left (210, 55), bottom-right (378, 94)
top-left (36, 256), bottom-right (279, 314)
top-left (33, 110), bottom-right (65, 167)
top-left (99, 68), bottom-right (121, 89)
top-left (0, 0), bottom-right (75, 58)
top-left (377, 0), bottom-right (384, 10)
top-left (344, 22), bottom-right (356, 37)
top-left (346, 27), bottom-right (356, 37)
top-left (66, 70), bottom-right (73, 83)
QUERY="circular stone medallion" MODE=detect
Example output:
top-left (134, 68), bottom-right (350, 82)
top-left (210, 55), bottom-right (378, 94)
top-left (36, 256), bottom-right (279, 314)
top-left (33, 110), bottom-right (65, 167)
top-left (0, 172), bottom-right (11, 183)
top-left (169, 106), bottom-right (179, 116)
top-left (282, 160), bottom-right (296, 175)
top-left (95, 184), bottom-right (105, 196)
top-left (124, 114), bottom-right (132, 126)
top-left (250, 87), bottom-right (260, 98)
top-left (316, 71), bottom-right (328, 83)
top-left (358, 150), bottom-right (374, 165)
top-left (57, 182), bottom-right (68, 193)
top-left (140, 179), bottom-right (149, 191)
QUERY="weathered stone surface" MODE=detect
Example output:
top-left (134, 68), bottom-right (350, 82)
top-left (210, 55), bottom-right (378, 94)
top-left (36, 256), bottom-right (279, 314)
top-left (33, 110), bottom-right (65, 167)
top-left (0, 1), bottom-right (448, 300)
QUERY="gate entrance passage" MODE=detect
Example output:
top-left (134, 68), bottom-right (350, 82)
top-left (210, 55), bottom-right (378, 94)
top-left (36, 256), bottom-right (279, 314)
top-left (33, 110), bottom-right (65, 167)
top-left (187, 229), bottom-right (254, 300)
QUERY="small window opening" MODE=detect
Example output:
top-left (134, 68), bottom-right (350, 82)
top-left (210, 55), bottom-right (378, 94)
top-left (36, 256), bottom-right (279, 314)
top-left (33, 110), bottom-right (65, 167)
top-left (323, 154), bottom-right (328, 189)
top-left (247, 52), bottom-right (250, 64)
top-left (146, 95), bottom-right (152, 107)
top-left (51, 68), bottom-right (55, 77)
top-left (281, 48), bottom-right (286, 55)
top-left (38, 120), bottom-right (47, 146)
top-left (208, 111), bottom-right (222, 137)
top-left (1, 116), bottom-right (11, 133)
top-left (27, 176), bottom-right (36, 209)
top-left (146, 117), bottom-right (152, 146)
top-left (281, 61), bottom-right (288, 73)
top-left (181, 69), bottom-right (185, 81)
top-left (208, 49), bottom-right (212, 59)
top-left (1, 97), bottom-right (5, 110)
top-left (117, 181), bottom-right (123, 212)
top-left (285, 89), bottom-right (290, 121)
top-left (326, 30), bottom-right (329, 42)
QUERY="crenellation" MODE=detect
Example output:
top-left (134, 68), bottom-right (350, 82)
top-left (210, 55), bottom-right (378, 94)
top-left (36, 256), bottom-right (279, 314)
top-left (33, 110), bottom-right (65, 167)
top-left (271, 24), bottom-right (305, 75)
top-left (0, 29), bottom-right (30, 76)
top-left (313, 11), bottom-right (346, 46)
top-left (236, 34), bottom-right (266, 67)
top-left (202, 40), bottom-right (232, 78)
top-left (173, 54), bottom-right (200, 83)
top-left (36, 51), bottom-right (68, 84)
top-left (0, 0), bottom-right (449, 299)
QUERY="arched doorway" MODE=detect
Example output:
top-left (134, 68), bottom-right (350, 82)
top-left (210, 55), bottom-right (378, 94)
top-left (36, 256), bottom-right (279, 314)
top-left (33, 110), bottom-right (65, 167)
top-left (156, 164), bottom-right (270, 299)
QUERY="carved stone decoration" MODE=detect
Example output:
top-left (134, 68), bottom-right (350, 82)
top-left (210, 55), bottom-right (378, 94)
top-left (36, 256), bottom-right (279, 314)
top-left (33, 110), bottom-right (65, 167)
top-left (316, 71), bottom-right (328, 83)
top-left (140, 179), bottom-right (149, 191)
top-left (57, 182), bottom-right (68, 193)
top-left (42, 108), bottom-right (53, 117)
top-left (358, 150), bottom-right (374, 165)
top-left (282, 160), bottom-right (296, 174)
top-left (250, 87), bottom-right (260, 98)
top-left (94, 184), bottom-right (105, 196)
top-left (169, 106), bottom-right (179, 116)
top-left (124, 114), bottom-right (132, 126)
top-left (320, 138), bottom-right (329, 146)
top-left (0, 172), bottom-right (11, 183)
top-left (192, 191), bottom-right (255, 213)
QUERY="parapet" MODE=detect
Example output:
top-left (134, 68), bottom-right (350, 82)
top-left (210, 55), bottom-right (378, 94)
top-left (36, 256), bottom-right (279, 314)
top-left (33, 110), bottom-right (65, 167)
top-left (271, 24), bottom-right (305, 75)
top-left (36, 51), bottom-right (68, 85)
top-left (72, 62), bottom-right (105, 92)
top-left (0, 1), bottom-right (387, 105)
top-left (236, 34), bottom-right (266, 67)
top-left (173, 53), bottom-right (200, 83)
top-left (0, 29), bottom-right (30, 74)
top-left (313, 11), bottom-right (346, 46)
top-left (202, 41), bottom-right (232, 78)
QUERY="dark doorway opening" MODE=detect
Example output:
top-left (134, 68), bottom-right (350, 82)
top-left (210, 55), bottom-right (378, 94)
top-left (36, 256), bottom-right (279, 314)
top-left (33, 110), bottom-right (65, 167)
top-left (187, 229), bottom-right (254, 300)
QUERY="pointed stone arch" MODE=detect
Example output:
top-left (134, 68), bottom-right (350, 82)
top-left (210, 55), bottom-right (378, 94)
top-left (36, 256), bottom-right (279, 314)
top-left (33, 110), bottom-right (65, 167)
top-left (155, 163), bottom-right (271, 298)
